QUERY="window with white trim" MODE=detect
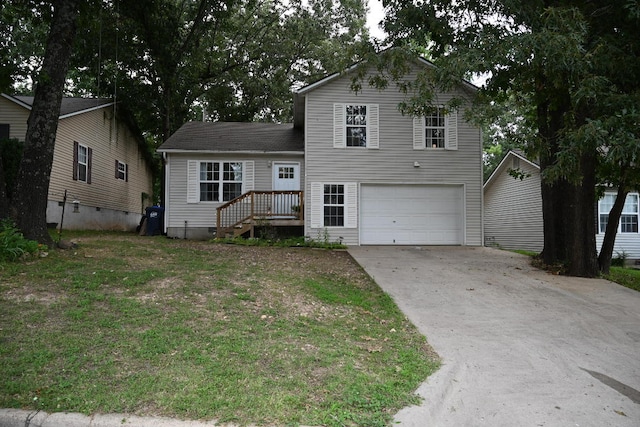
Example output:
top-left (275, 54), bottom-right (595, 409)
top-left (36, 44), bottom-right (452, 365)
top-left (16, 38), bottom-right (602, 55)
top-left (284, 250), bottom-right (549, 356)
top-left (324, 184), bottom-right (345, 226)
top-left (425, 108), bottom-right (446, 148)
top-left (199, 161), bottom-right (243, 202)
top-left (599, 193), bottom-right (639, 233)
top-left (77, 143), bottom-right (88, 182)
top-left (116, 160), bottom-right (128, 181)
top-left (413, 108), bottom-right (458, 150)
top-left (345, 105), bottom-right (367, 147)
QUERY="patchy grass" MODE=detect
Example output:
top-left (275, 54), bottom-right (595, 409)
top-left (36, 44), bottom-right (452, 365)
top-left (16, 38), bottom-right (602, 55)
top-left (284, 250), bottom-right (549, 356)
top-left (606, 267), bottom-right (640, 292)
top-left (0, 231), bottom-right (438, 427)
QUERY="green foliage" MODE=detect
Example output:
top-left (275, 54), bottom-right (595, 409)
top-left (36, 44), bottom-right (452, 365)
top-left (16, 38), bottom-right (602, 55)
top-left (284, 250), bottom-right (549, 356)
top-left (0, 219), bottom-right (41, 262)
top-left (216, 234), bottom-right (347, 249)
top-left (606, 266), bottom-right (640, 292)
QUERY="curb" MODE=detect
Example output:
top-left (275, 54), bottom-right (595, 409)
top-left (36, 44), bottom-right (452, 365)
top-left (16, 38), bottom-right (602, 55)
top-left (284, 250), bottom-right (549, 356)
top-left (0, 409), bottom-right (219, 427)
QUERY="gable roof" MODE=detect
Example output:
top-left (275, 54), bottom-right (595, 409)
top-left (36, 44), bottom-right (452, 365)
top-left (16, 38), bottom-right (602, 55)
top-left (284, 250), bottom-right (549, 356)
top-left (1, 93), bottom-right (114, 118)
top-left (484, 150), bottom-right (540, 190)
top-left (292, 51), bottom-right (479, 129)
top-left (157, 121), bottom-right (304, 154)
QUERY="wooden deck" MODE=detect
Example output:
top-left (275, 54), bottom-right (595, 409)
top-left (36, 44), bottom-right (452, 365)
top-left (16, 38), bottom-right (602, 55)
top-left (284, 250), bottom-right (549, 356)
top-left (216, 191), bottom-right (304, 238)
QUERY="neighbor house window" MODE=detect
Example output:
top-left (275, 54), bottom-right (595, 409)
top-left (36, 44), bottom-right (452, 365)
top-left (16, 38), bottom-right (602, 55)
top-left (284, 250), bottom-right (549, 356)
top-left (0, 124), bottom-right (9, 140)
top-left (599, 193), bottom-right (639, 233)
top-left (115, 160), bottom-right (128, 181)
top-left (199, 161), bottom-right (243, 202)
top-left (425, 107), bottom-right (446, 148)
top-left (345, 105), bottom-right (367, 147)
top-left (323, 184), bottom-right (344, 226)
top-left (73, 141), bottom-right (91, 183)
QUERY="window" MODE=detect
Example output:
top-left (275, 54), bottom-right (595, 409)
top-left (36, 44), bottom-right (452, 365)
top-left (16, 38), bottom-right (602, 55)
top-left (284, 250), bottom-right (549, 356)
top-left (425, 108), bottom-right (446, 148)
top-left (115, 160), bottom-right (128, 181)
top-left (279, 167), bottom-right (294, 179)
top-left (333, 103), bottom-right (379, 149)
top-left (413, 108), bottom-right (458, 150)
top-left (0, 124), bottom-right (9, 140)
top-left (198, 161), bottom-right (243, 202)
top-left (73, 141), bottom-right (91, 183)
top-left (599, 193), bottom-right (639, 233)
top-left (323, 184), bottom-right (344, 226)
top-left (345, 105), bottom-right (367, 147)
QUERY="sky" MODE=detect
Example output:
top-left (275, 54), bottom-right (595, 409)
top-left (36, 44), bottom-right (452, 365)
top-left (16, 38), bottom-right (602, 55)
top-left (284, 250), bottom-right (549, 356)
top-left (367, 0), bottom-right (386, 41)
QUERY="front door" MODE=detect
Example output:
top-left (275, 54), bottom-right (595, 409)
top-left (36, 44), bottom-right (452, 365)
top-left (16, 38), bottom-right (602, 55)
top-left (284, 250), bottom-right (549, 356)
top-left (273, 163), bottom-right (300, 216)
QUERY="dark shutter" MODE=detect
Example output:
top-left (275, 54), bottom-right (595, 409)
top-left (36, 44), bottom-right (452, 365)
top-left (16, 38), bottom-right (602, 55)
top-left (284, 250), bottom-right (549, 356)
top-left (115, 160), bottom-right (119, 179)
top-left (0, 124), bottom-right (9, 140)
top-left (125, 164), bottom-right (128, 182)
top-left (73, 141), bottom-right (78, 180)
top-left (87, 147), bottom-right (93, 184)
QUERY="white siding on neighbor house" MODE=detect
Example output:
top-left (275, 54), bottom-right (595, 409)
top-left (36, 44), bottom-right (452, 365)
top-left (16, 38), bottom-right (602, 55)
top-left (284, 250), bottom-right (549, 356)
top-left (164, 152), bottom-right (304, 235)
top-left (303, 65), bottom-right (482, 246)
top-left (483, 157), bottom-right (543, 252)
top-left (595, 192), bottom-right (640, 259)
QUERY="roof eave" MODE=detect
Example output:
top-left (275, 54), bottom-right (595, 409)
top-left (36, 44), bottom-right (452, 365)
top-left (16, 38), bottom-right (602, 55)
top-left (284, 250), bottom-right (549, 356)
top-left (157, 149), bottom-right (304, 155)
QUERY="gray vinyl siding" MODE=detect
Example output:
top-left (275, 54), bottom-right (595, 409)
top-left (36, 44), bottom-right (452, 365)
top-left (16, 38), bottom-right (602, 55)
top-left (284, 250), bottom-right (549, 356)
top-left (303, 66), bottom-right (483, 246)
top-left (483, 158), bottom-right (543, 252)
top-left (164, 152), bottom-right (304, 236)
top-left (0, 97), bottom-right (153, 230)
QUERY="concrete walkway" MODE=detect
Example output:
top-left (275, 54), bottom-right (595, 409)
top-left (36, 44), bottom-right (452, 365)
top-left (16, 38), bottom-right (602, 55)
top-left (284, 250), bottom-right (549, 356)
top-left (348, 246), bottom-right (640, 427)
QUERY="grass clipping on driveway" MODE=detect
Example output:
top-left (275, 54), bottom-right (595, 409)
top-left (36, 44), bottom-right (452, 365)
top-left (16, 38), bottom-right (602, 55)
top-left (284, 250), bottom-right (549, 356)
top-left (0, 233), bottom-right (439, 427)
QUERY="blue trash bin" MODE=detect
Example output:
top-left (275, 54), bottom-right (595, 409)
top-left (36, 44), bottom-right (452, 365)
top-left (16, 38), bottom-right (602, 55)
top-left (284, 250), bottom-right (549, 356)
top-left (145, 206), bottom-right (164, 236)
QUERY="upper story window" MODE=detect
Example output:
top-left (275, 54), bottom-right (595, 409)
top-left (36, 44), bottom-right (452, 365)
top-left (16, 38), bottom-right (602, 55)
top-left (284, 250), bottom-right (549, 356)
top-left (345, 105), bottom-right (367, 147)
top-left (333, 103), bottom-right (379, 149)
top-left (413, 108), bottom-right (458, 150)
top-left (425, 108), bottom-right (446, 148)
top-left (116, 160), bottom-right (128, 181)
top-left (73, 141), bottom-right (92, 183)
top-left (199, 161), bottom-right (243, 202)
top-left (599, 193), bottom-right (639, 233)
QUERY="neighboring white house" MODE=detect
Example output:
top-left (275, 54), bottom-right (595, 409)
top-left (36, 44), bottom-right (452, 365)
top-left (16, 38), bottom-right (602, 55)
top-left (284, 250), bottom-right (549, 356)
top-left (158, 55), bottom-right (484, 245)
top-left (484, 150), bottom-right (640, 259)
top-left (0, 93), bottom-right (155, 231)
top-left (483, 151), bottom-right (544, 252)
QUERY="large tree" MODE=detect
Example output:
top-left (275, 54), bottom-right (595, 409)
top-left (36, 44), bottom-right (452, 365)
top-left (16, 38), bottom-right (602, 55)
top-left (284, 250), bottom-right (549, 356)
top-left (381, 0), bottom-right (640, 277)
top-left (8, 0), bottom-right (81, 245)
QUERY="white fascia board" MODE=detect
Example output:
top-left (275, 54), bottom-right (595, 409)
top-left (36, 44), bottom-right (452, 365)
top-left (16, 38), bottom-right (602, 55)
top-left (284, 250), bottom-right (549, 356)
top-left (483, 150), bottom-right (540, 190)
top-left (157, 149), bottom-right (304, 155)
top-left (59, 102), bottom-right (115, 119)
top-left (1, 93), bottom-right (32, 110)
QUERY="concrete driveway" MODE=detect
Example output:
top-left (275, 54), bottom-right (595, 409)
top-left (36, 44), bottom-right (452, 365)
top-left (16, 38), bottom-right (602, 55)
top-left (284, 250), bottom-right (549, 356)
top-left (348, 246), bottom-right (640, 427)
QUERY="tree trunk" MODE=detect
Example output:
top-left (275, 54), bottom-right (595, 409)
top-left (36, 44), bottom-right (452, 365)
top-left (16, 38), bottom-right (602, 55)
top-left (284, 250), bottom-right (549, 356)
top-left (598, 186), bottom-right (628, 275)
top-left (564, 151), bottom-right (598, 277)
top-left (0, 153), bottom-right (9, 220)
top-left (12, 0), bottom-right (80, 245)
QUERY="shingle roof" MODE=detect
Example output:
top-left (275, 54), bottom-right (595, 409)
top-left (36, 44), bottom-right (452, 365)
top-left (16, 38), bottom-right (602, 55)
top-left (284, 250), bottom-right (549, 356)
top-left (12, 95), bottom-right (113, 116)
top-left (157, 121), bottom-right (304, 153)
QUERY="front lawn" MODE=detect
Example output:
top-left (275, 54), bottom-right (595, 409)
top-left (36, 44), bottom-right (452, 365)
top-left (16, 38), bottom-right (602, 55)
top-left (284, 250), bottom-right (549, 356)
top-left (0, 232), bottom-right (438, 427)
top-left (606, 266), bottom-right (640, 292)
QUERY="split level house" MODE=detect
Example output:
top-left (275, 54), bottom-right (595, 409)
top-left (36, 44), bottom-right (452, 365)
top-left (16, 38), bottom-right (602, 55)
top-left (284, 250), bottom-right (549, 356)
top-left (484, 150), bottom-right (640, 259)
top-left (0, 93), bottom-right (154, 231)
top-left (158, 55), bottom-right (484, 246)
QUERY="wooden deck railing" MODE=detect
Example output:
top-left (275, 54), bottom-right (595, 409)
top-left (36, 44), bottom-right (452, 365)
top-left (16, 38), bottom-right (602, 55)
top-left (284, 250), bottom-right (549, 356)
top-left (216, 191), bottom-right (304, 237)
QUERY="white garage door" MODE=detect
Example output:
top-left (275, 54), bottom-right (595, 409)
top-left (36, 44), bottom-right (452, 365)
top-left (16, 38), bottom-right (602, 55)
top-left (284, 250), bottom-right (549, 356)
top-left (360, 184), bottom-right (463, 245)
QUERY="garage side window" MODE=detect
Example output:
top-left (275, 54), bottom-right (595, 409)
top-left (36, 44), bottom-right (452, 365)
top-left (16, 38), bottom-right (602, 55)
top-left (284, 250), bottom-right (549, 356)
top-left (324, 184), bottom-right (344, 226)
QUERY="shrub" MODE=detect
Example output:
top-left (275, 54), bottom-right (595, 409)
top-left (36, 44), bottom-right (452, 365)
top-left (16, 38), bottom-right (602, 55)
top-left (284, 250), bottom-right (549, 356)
top-left (0, 219), bottom-right (41, 262)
